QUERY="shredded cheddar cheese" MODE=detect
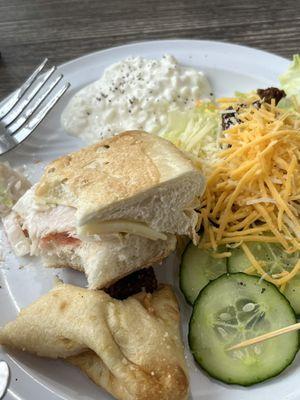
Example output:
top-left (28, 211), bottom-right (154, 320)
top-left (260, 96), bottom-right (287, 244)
top-left (199, 95), bottom-right (300, 282)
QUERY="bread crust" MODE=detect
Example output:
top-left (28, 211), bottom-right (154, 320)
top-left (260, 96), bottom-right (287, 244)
top-left (0, 284), bottom-right (189, 400)
top-left (35, 130), bottom-right (204, 224)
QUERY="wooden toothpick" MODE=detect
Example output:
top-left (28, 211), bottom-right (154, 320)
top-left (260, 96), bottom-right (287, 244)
top-left (227, 322), bottom-right (300, 351)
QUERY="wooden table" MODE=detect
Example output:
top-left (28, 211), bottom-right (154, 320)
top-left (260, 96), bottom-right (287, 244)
top-left (0, 0), bottom-right (299, 99)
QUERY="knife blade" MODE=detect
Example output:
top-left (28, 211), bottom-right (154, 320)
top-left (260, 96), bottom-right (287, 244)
top-left (0, 361), bottom-right (9, 399)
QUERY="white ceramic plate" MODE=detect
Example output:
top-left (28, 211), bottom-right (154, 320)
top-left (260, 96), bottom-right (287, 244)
top-left (0, 40), bottom-right (296, 400)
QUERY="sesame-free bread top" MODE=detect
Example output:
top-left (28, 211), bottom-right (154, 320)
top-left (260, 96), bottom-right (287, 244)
top-left (35, 130), bottom-right (204, 225)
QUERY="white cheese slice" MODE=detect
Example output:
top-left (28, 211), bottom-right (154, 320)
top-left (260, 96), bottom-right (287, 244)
top-left (78, 219), bottom-right (167, 241)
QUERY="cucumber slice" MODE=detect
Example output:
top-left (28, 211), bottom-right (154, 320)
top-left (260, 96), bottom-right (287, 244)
top-left (180, 243), bottom-right (227, 304)
top-left (228, 242), bottom-right (300, 315)
top-left (189, 273), bottom-right (299, 386)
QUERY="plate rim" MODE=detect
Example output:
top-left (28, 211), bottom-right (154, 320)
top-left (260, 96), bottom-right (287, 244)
top-left (0, 38), bottom-right (294, 400)
top-left (57, 38), bottom-right (291, 71)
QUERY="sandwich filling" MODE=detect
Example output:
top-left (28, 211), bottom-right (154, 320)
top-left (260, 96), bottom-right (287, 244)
top-left (4, 183), bottom-right (198, 257)
top-left (2, 132), bottom-right (205, 288)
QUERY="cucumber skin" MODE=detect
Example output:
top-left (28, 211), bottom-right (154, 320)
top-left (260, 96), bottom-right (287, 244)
top-left (179, 265), bottom-right (194, 306)
top-left (179, 242), bottom-right (228, 306)
top-left (188, 272), bottom-right (300, 386)
top-left (179, 278), bottom-right (193, 307)
top-left (179, 241), bottom-right (193, 305)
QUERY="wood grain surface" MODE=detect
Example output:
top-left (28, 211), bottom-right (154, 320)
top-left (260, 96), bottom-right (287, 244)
top-left (0, 0), bottom-right (299, 98)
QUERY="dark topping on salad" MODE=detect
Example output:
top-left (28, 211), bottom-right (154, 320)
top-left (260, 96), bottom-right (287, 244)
top-left (257, 87), bottom-right (286, 105)
top-left (221, 88), bottom-right (285, 131)
top-left (221, 106), bottom-right (241, 131)
top-left (104, 267), bottom-right (158, 300)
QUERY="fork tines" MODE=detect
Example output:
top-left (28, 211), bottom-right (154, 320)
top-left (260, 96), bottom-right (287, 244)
top-left (0, 58), bottom-right (70, 155)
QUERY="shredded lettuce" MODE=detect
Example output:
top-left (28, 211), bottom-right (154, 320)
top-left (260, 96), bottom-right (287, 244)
top-left (278, 55), bottom-right (300, 113)
top-left (278, 96), bottom-right (300, 116)
top-left (157, 56), bottom-right (300, 165)
top-left (159, 102), bottom-right (221, 161)
top-left (234, 90), bottom-right (256, 99)
top-left (279, 55), bottom-right (300, 96)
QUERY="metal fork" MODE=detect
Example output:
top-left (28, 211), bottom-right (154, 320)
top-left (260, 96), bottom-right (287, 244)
top-left (0, 58), bottom-right (70, 155)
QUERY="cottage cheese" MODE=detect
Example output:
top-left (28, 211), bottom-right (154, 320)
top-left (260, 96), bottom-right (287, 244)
top-left (61, 55), bottom-right (212, 142)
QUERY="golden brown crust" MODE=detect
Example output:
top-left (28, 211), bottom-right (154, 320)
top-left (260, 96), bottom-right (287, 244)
top-left (69, 351), bottom-right (188, 400)
top-left (36, 131), bottom-right (160, 202)
top-left (0, 284), bottom-right (189, 400)
top-left (35, 130), bottom-right (199, 223)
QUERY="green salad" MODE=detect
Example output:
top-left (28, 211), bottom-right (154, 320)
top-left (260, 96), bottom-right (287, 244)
top-left (160, 55), bottom-right (300, 165)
